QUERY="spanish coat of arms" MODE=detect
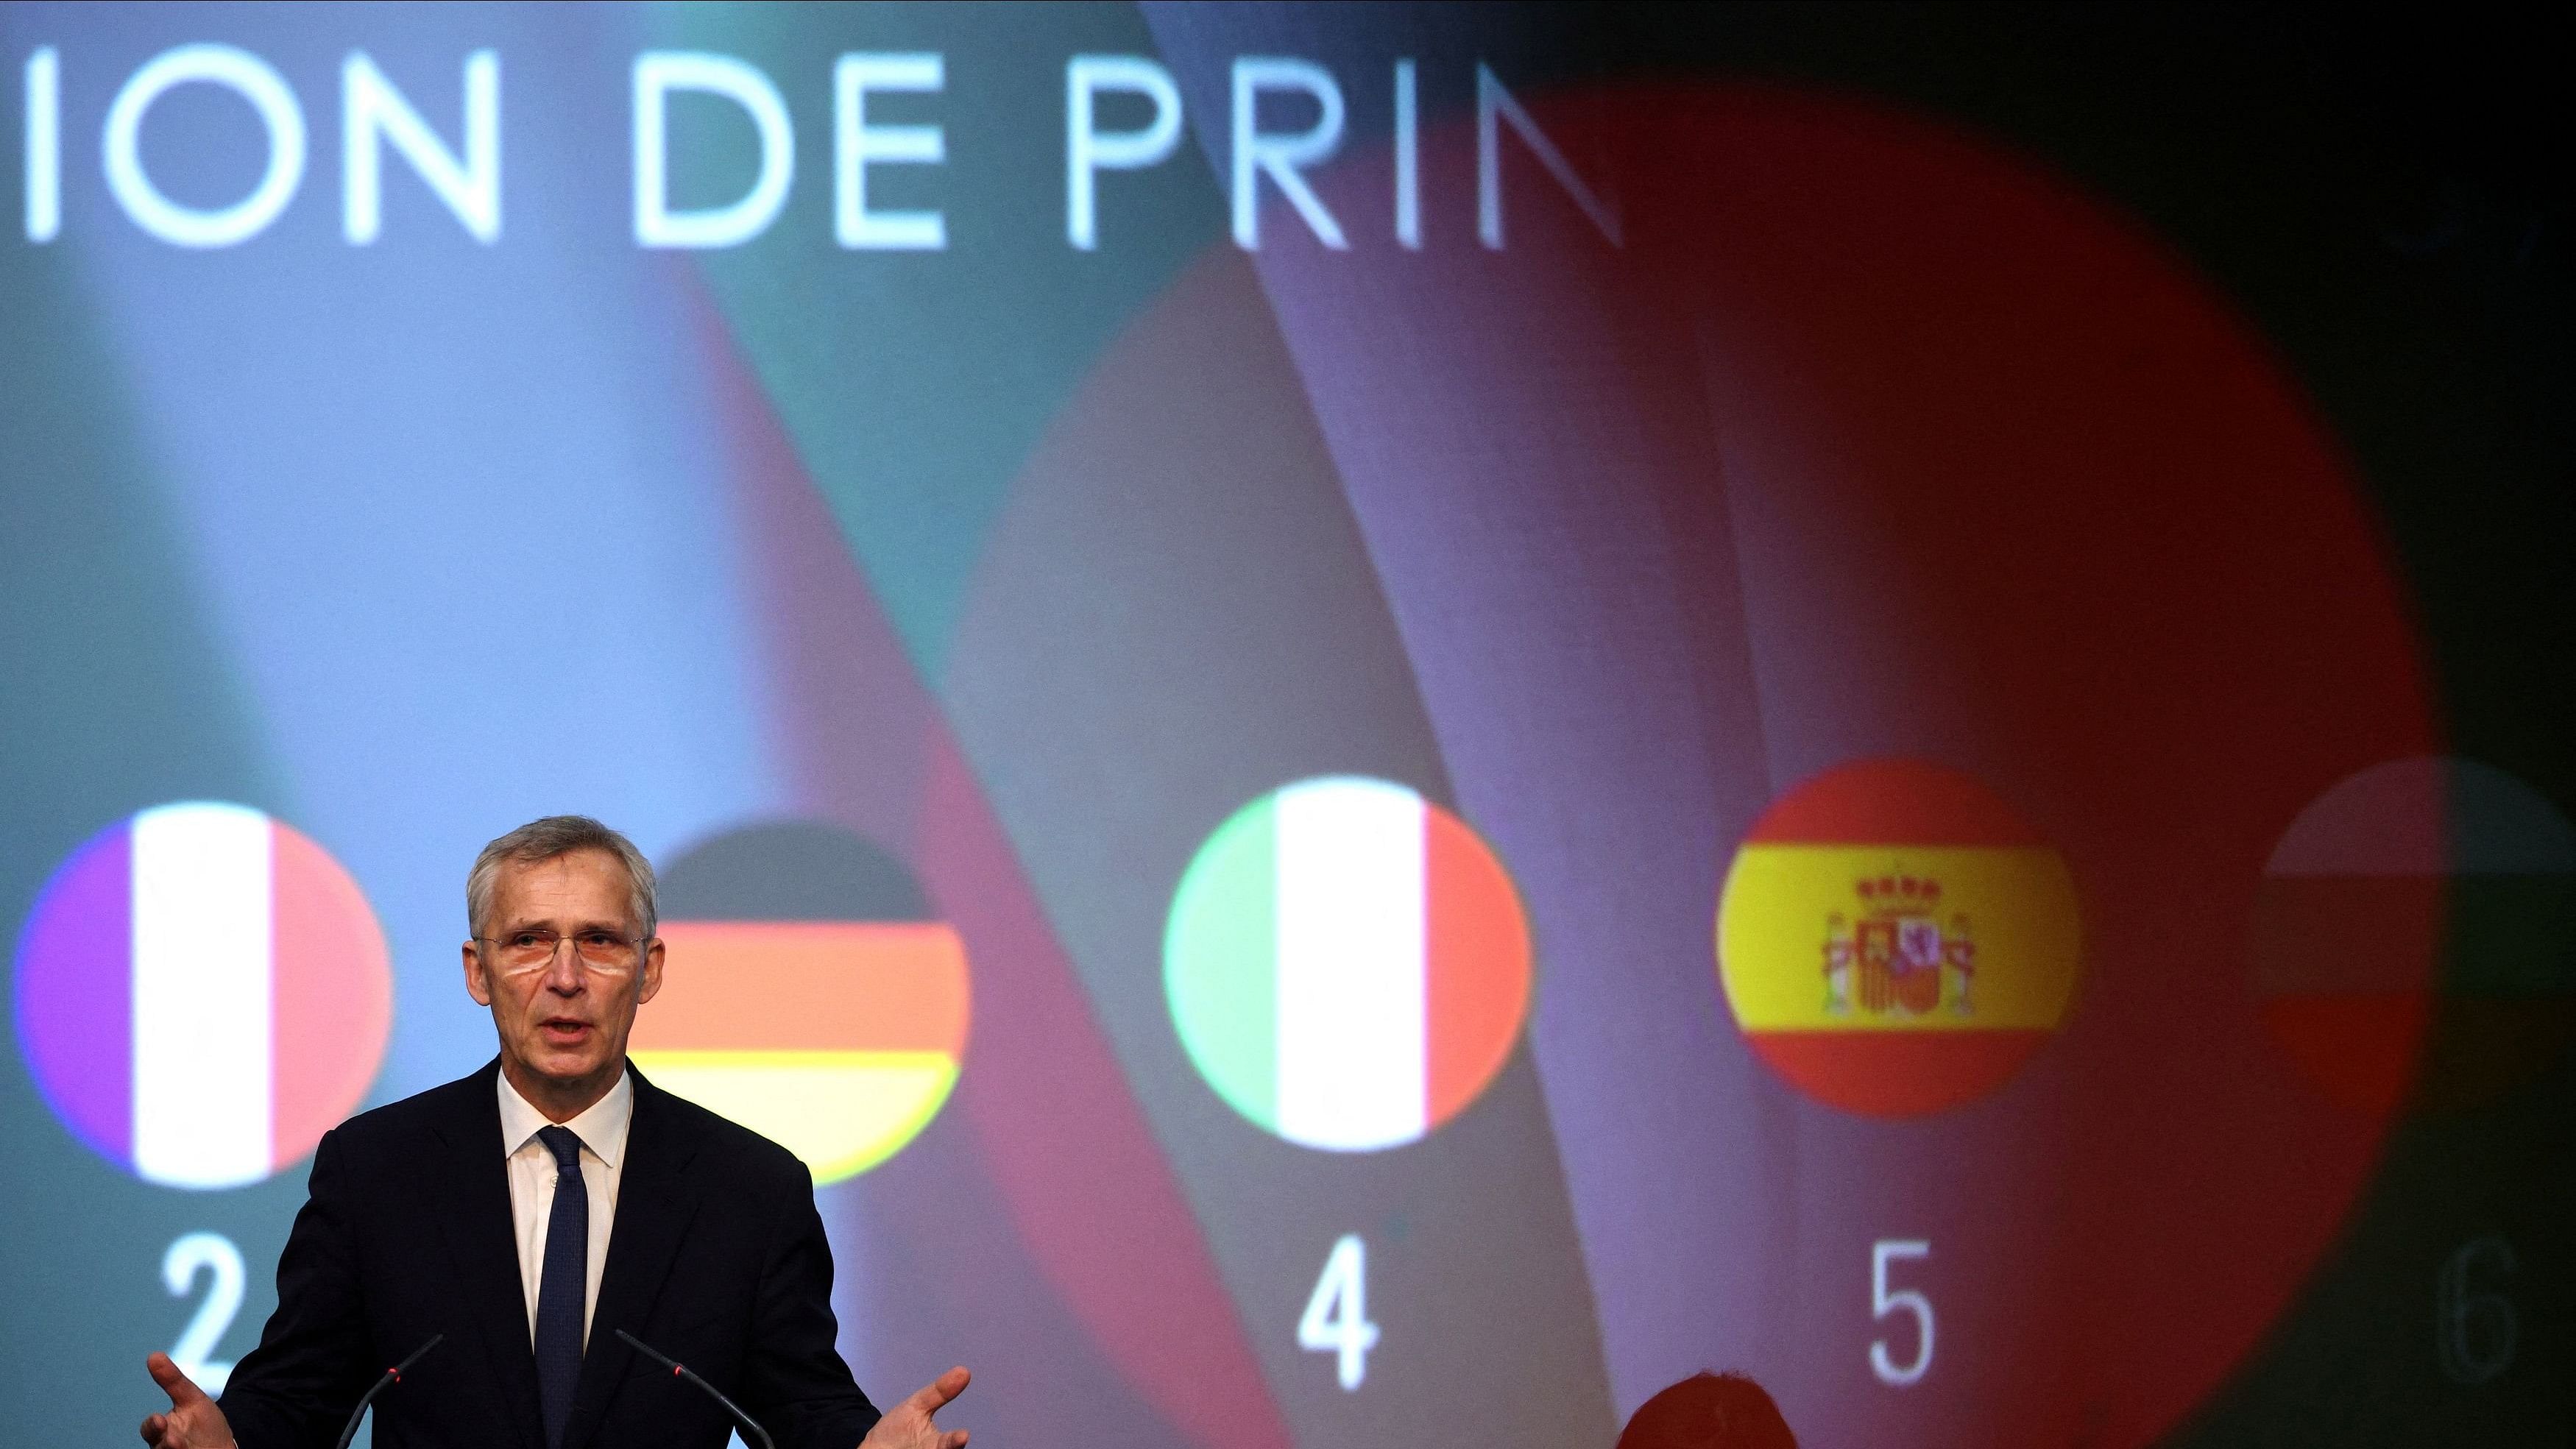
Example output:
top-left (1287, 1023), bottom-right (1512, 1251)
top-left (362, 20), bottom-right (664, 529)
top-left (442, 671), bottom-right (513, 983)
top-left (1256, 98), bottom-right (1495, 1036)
top-left (1824, 874), bottom-right (1975, 1016)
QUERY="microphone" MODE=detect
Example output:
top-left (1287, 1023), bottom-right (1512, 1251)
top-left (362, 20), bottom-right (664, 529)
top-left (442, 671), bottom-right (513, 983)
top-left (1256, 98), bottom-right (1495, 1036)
top-left (615, 1329), bottom-right (775, 1449)
top-left (333, 1335), bottom-right (443, 1449)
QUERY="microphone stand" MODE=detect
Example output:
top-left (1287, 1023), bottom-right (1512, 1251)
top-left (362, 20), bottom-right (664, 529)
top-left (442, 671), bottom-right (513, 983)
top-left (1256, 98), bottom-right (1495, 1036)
top-left (615, 1329), bottom-right (776, 1449)
top-left (333, 1335), bottom-right (443, 1449)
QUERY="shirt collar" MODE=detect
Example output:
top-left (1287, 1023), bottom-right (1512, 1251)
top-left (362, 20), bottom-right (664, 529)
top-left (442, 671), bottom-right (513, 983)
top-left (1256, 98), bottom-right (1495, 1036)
top-left (496, 1063), bottom-right (633, 1169)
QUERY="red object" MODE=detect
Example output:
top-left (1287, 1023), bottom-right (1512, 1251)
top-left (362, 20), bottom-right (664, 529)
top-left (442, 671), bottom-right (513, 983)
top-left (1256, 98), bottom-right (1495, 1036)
top-left (1744, 1029), bottom-right (2053, 1116)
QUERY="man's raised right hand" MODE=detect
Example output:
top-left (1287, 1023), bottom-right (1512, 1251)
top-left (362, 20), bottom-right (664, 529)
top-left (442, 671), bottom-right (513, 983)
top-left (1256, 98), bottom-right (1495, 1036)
top-left (139, 1353), bottom-right (237, 1449)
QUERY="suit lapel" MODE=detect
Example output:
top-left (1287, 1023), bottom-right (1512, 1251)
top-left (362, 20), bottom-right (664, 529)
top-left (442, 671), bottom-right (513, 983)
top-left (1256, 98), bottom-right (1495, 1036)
top-left (432, 1059), bottom-right (545, 1449)
top-left (560, 1066), bottom-right (707, 1449)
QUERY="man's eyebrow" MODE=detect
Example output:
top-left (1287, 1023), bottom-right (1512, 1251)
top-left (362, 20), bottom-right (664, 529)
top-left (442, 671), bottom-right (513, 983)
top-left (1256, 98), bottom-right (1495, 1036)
top-left (490, 913), bottom-right (631, 932)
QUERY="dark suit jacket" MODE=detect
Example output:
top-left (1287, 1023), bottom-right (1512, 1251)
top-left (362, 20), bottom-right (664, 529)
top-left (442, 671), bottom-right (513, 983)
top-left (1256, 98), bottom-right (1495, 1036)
top-left (219, 1060), bottom-right (881, 1449)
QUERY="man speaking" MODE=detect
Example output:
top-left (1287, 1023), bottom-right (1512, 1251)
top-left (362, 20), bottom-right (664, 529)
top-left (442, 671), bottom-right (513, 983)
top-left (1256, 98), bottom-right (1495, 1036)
top-left (139, 816), bottom-right (970, 1449)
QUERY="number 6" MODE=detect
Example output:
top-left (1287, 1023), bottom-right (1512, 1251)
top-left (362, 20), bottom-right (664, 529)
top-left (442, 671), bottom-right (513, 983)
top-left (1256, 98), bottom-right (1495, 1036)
top-left (1870, 1239), bottom-right (1933, 1386)
top-left (2437, 1236), bottom-right (2516, 1384)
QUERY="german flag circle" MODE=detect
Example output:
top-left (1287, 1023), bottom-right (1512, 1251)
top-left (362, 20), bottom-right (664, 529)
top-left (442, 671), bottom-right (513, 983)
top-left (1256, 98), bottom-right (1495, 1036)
top-left (633, 822), bottom-right (969, 1183)
top-left (1718, 759), bottom-right (2081, 1116)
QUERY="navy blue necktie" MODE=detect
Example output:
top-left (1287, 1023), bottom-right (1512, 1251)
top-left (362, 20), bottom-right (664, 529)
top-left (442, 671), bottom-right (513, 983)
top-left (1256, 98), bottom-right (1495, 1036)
top-left (534, 1125), bottom-right (588, 1449)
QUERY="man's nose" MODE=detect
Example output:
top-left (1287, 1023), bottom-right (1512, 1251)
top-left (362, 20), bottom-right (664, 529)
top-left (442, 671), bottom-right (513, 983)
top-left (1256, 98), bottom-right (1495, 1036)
top-left (542, 941), bottom-right (586, 993)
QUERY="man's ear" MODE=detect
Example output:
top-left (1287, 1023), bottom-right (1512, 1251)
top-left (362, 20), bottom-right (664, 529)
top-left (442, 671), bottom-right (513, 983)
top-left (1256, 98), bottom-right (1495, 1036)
top-left (634, 936), bottom-right (666, 1007)
top-left (462, 940), bottom-right (494, 1007)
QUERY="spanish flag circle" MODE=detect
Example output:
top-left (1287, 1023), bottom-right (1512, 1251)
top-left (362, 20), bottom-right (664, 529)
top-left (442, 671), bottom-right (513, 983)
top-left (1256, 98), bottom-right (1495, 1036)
top-left (1718, 759), bottom-right (2081, 1116)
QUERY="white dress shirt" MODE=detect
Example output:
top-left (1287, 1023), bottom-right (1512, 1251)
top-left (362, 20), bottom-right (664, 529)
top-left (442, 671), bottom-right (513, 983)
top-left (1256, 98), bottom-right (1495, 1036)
top-left (498, 1066), bottom-right (631, 1353)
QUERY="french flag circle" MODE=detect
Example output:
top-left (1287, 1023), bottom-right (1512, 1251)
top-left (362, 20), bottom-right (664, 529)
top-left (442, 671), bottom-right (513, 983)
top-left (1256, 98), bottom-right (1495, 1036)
top-left (13, 803), bottom-right (392, 1190)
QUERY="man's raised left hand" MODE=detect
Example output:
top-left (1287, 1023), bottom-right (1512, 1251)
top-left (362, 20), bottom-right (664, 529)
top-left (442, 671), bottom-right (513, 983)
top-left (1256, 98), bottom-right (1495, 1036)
top-left (858, 1367), bottom-right (969, 1449)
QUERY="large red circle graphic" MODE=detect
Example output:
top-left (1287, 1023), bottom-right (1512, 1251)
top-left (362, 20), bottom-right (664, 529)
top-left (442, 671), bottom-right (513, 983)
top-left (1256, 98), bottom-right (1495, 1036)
top-left (944, 82), bottom-right (2440, 1449)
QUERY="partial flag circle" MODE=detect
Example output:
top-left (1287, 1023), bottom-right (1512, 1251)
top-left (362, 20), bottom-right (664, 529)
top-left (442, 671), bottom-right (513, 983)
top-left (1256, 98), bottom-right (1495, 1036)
top-left (1718, 759), bottom-right (2081, 1117)
top-left (2250, 757), bottom-right (2576, 1115)
top-left (12, 802), bottom-right (392, 1190)
top-left (634, 821), bottom-right (969, 1184)
top-left (1164, 776), bottom-right (1533, 1152)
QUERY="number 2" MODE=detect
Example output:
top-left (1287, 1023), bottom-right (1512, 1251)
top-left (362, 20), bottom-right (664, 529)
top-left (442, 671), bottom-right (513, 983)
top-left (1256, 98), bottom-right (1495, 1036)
top-left (1870, 1239), bottom-right (1933, 1386)
top-left (1299, 1234), bottom-right (1381, 1392)
top-left (165, 1231), bottom-right (246, 1395)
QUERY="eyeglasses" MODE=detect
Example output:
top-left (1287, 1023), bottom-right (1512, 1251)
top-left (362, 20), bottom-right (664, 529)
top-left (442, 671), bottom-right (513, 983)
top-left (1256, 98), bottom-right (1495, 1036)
top-left (475, 929), bottom-right (648, 977)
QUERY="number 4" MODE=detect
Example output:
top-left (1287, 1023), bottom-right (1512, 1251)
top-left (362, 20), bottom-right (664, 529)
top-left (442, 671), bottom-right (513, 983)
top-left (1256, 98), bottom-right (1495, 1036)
top-left (1870, 1239), bottom-right (1933, 1387)
top-left (1299, 1234), bottom-right (1381, 1391)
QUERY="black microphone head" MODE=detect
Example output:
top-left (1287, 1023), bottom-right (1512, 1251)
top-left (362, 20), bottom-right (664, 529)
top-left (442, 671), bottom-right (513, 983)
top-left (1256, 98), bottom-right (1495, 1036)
top-left (394, 1333), bottom-right (444, 1376)
top-left (334, 1335), bottom-right (445, 1449)
top-left (609, 1330), bottom-right (774, 1449)
top-left (614, 1328), bottom-right (679, 1372)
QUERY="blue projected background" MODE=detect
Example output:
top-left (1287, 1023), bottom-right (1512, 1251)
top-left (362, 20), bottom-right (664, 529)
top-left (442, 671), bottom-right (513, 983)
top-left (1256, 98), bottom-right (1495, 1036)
top-left (2, 4), bottom-right (2569, 1447)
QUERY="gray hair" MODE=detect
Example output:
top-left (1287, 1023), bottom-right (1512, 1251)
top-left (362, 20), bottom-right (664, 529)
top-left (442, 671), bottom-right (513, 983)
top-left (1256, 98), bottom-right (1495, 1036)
top-left (466, 815), bottom-right (657, 939)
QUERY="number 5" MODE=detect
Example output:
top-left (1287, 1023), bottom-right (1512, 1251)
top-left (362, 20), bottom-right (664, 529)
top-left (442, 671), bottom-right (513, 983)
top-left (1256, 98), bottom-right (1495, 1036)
top-left (1870, 1239), bottom-right (1933, 1386)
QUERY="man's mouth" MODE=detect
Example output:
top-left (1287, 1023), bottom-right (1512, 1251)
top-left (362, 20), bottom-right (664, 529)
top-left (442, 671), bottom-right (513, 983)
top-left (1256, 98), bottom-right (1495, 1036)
top-left (539, 1018), bottom-right (592, 1044)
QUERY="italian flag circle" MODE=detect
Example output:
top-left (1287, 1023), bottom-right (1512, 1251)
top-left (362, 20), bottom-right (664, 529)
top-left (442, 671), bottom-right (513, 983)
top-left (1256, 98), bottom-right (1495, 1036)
top-left (1164, 776), bottom-right (1533, 1152)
